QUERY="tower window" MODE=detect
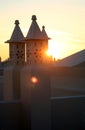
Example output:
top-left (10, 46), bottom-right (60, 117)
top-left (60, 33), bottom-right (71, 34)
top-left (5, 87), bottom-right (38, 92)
top-left (34, 52), bottom-right (36, 55)
top-left (34, 60), bottom-right (37, 63)
top-left (35, 55), bottom-right (38, 58)
top-left (36, 49), bottom-right (38, 51)
top-left (34, 42), bottom-right (37, 46)
top-left (16, 45), bottom-right (19, 49)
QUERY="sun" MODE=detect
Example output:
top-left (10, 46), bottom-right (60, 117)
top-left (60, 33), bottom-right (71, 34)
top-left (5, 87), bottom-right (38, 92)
top-left (47, 41), bottom-right (62, 60)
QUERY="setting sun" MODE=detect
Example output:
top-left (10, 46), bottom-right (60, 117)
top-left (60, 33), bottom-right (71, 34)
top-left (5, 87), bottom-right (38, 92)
top-left (47, 41), bottom-right (63, 60)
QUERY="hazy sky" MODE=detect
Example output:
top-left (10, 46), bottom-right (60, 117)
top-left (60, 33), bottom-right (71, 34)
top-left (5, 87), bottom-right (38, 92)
top-left (0, 0), bottom-right (85, 60)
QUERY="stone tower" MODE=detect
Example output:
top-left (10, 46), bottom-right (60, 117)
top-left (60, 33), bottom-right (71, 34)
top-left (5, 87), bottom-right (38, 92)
top-left (25, 15), bottom-right (50, 65)
top-left (5, 20), bottom-right (25, 65)
top-left (4, 20), bottom-right (25, 100)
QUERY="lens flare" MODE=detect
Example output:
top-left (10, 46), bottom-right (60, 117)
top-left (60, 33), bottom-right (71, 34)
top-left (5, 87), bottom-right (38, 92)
top-left (31, 76), bottom-right (38, 84)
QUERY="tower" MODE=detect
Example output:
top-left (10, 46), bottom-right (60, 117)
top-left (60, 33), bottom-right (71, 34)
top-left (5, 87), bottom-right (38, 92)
top-left (4, 16), bottom-right (51, 129)
top-left (25, 15), bottom-right (50, 65)
top-left (4, 20), bottom-right (25, 100)
top-left (5, 20), bottom-right (25, 65)
top-left (20, 15), bottom-right (51, 130)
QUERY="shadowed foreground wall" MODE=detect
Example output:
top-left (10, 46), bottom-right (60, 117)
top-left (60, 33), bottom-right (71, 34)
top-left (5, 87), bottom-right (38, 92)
top-left (0, 97), bottom-right (85, 130)
top-left (51, 96), bottom-right (85, 130)
top-left (20, 66), bottom-right (51, 130)
top-left (0, 101), bottom-right (28, 130)
top-left (2, 67), bottom-right (85, 129)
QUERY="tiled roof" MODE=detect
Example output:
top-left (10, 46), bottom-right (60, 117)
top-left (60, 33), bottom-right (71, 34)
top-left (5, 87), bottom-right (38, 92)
top-left (6, 20), bottom-right (24, 43)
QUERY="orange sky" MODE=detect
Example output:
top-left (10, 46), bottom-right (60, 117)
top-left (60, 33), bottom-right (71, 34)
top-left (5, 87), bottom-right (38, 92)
top-left (0, 0), bottom-right (85, 61)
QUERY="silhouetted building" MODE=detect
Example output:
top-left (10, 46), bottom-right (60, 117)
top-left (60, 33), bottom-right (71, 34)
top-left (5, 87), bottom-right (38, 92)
top-left (0, 15), bottom-right (85, 130)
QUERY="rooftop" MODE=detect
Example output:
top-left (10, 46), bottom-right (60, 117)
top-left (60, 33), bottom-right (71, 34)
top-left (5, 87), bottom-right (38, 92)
top-left (55, 49), bottom-right (85, 67)
top-left (5, 20), bottom-right (24, 43)
top-left (26, 15), bottom-right (49, 40)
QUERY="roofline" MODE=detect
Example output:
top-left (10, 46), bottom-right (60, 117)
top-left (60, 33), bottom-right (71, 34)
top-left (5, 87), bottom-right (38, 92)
top-left (5, 40), bottom-right (25, 43)
top-left (25, 37), bottom-right (51, 41)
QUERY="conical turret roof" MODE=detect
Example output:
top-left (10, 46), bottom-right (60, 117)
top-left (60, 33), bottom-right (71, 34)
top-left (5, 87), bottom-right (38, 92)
top-left (41, 26), bottom-right (49, 39)
top-left (26, 15), bottom-right (44, 40)
top-left (6, 20), bottom-right (24, 43)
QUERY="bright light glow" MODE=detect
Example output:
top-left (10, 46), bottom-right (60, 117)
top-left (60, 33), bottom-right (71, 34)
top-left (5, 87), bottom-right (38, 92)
top-left (46, 50), bottom-right (51, 56)
top-left (48, 40), bottom-right (63, 60)
top-left (31, 76), bottom-right (39, 84)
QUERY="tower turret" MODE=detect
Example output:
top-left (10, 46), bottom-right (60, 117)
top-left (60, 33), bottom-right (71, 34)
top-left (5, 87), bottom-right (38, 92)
top-left (5, 20), bottom-right (25, 65)
top-left (25, 15), bottom-right (50, 65)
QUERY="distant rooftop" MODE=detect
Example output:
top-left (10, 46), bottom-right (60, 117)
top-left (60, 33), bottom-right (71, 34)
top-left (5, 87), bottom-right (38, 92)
top-left (54, 49), bottom-right (85, 67)
top-left (75, 61), bottom-right (85, 67)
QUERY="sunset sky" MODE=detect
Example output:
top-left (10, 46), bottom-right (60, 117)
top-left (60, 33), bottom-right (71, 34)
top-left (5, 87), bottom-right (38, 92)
top-left (0, 0), bottom-right (85, 61)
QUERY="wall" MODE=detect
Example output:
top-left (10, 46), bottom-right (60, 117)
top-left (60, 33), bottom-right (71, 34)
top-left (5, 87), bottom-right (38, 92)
top-left (51, 96), bottom-right (85, 130)
top-left (3, 66), bottom-right (85, 129)
top-left (20, 66), bottom-right (51, 130)
top-left (0, 101), bottom-right (28, 130)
